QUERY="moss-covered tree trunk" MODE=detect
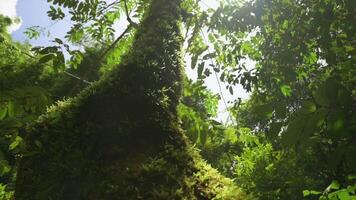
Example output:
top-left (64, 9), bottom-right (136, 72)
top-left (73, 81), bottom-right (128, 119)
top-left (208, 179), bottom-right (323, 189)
top-left (15, 0), bottom-right (248, 199)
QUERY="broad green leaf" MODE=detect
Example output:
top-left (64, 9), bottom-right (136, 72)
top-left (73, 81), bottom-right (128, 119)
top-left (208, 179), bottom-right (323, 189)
top-left (54, 51), bottom-right (65, 71)
top-left (327, 111), bottom-right (346, 137)
top-left (39, 53), bottom-right (55, 64)
top-left (282, 115), bottom-right (306, 146)
top-left (280, 85), bottom-right (292, 97)
top-left (300, 101), bottom-right (316, 114)
top-left (302, 190), bottom-right (310, 197)
top-left (313, 78), bottom-right (339, 106)
top-left (337, 190), bottom-right (351, 200)
top-left (330, 180), bottom-right (340, 190)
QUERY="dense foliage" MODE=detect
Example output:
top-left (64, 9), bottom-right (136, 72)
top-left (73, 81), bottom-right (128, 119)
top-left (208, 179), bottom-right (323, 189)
top-left (0, 0), bottom-right (354, 199)
top-left (9, 0), bottom-right (248, 199)
top-left (186, 0), bottom-right (355, 199)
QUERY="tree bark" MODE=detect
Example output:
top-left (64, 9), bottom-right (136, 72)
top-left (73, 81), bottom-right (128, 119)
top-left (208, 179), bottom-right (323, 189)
top-left (15, 0), bottom-right (248, 199)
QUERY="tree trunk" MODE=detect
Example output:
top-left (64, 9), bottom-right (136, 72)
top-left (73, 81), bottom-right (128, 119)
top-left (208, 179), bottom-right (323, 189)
top-left (15, 0), bottom-right (248, 199)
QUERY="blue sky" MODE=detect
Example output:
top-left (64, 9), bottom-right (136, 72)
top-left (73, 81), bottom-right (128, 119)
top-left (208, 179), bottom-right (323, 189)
top-left (12, 0), bottom-right (75, 48)
top-left (0, 0), bottom-right (251, 123)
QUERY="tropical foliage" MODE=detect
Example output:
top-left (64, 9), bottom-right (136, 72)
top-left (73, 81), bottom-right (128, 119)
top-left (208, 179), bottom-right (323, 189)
top-left (0, 0), bottom-right (354, 199)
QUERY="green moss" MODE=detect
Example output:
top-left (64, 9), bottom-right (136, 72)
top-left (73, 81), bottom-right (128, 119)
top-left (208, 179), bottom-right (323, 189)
top-left (15, 0), bottom-right (251, 199)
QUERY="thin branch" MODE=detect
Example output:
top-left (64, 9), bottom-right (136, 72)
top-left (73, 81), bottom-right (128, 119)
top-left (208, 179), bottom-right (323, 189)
top-left (12, 45), bottom-right (92, 85)
top-left (71, 23), bottom-right (133, 94)
top-left (124, 0), bottom-right (138, 27)
top-left (63, 71), bottom-right (92, 84)
top-left (199, 29), bottom-right (233, 124)
top-left (96, 24), bottom-right (132, 65)
top-left (97, 1), bottom-right (121, 16)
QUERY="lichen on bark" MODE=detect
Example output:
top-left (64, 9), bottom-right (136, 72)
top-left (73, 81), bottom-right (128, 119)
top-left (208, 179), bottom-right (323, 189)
top-left (15, 0), bottom-right (251, 199)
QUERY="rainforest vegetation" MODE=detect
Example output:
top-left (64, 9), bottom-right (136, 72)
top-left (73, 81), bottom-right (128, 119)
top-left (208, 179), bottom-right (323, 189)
top-left (0, 0), bottom-right (355, 199)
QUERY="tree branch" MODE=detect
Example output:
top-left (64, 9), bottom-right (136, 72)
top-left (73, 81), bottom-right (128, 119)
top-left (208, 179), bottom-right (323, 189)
top-left (124, 0), bottom-right (138, 27)
top-left (96, 24), bottom-right (132, 65)
top-left (63, 71), bottom-right (92, 84)
top-left (97, 1), bottom-right (121, 16)
top-left (7, 43), bottom-right (93, 85)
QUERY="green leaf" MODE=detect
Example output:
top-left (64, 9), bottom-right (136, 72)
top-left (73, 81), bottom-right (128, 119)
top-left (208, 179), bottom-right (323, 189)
top-left (39, 46), bottom-right (58, 55)
top-left (191, 55), bottom-right (198, 69)
top-left (302, 190), bottom-right (310, 197)
top-left (229, 86), bottom-right (233, 95)
top-left (9, 136), bottom-right (22, 150)
top-left (327, 111), bottom-right (346, 137)
top-left (347, 174), bottom-right (356, 180)
top-left (202, 52), bottom-right (215, 60)
top-left (7, 102), bottom-right (15, 117)
top-left (280, 85), bottom-right (292, 97)
top-left (0, 107), bottom-right (7, 120)
top-left (0, 160), bottom-right (11, 176)
top-left (330, 180), bottom-right (340, 190)
top-left (68, 28), bottom-right (84, 43)
top-left (282, 20), bottom-right (289, 29)
top-left (268, 122), bottom-right (283, 139)
top-left (300, 101), bottom-right (316, 114)
top-left (337, 190), bottom-right (351, 200)
top-left (39, 53), bottom-right (55, 64)
top-left (274, 102), bottom-right (287, 118)
top-left (303, 190), bottom-right (321, 197)
top-left (224, 127), bottom-right (237, 143)
top-left (282, 115), bottom-right (306, 146)
top-left (337, 85), bottom-right (352, 106)
top-left (197, 62), bottom-right (205, 79)
top-left (204, 68), bottom-right (211, 77)
top-left (54, 38), bottom-right (63, 44)
top-left (313, 78), bottom-right (339, 106)
top-left (54, 51), bottom-right (65, 71)
top-left (24, 26), bottom-right (41, 39)
top-left (255, 102), bottom-right (274, 119)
